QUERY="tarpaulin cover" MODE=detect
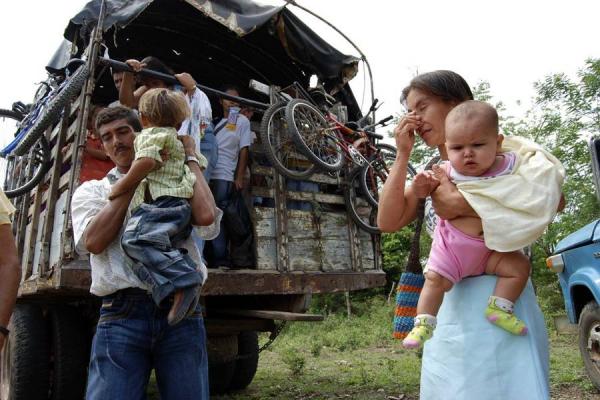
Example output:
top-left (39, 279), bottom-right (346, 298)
top-left (60, 0), bottom-right (359, 107)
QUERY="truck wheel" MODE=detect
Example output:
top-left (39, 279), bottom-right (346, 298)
top-left (0, 304), bottom-right (50, 400)
top-left (207, 335), bottom-right (237, 394)
top-left (50, 306), bottom-right (90, 400)
top-left (579, 301), bottom-right (600, 389)
top-left (230, 331), bottom-right (259, 390)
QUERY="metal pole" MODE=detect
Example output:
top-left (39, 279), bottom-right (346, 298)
top-left (283, 0), bottom-right (376, 120)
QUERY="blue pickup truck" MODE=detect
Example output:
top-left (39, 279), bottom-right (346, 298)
top-left (547, 137), bottom-right (600, 389)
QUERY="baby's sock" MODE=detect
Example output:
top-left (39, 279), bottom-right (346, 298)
top-left (485, 296), bottom-right (528, 336)
top-left (402, 314), bottom-right (436, 349)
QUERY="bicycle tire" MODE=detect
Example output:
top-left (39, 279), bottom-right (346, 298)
top-left (14, 63), bottom-right (89, 156)
top-left (0, 108), bottom-right (25, 122)
top-left (3, 136), bottom-right (51, 198)
top-left (360, 143), bottom-right (417, 207)
top-left (259, 101), bottom-right (316, 180)
top-left (344, 167), bottom-right (380, 234)
top-left (285, 99), bottom-right (344, 172)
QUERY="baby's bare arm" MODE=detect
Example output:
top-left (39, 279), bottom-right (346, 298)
top-left (412, 171), bottom-right (439, 199)
top-left (109, 157), bottom-right (157, 200)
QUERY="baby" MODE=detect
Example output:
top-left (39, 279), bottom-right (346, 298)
top-left (403, 100), bottom-right (564, 349)
top-left (109, 88), bottom-right (203, 325)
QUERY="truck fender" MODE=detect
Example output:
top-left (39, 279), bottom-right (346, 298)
top-left (568, 268), bottom-right (600, 323)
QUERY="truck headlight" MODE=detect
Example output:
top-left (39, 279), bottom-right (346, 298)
top-left (546, 254), bottom-right (565, 273)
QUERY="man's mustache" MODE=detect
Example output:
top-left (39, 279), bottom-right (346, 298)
top-left (114, 145), bottom-right (130, 153)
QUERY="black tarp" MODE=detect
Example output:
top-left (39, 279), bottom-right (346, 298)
top-left (59, 0), bottom-right (361, 117)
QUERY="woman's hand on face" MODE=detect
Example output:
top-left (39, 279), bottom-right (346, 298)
top-left (394, 112), bottom-right (422, 155)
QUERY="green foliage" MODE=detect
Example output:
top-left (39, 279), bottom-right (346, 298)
top-left (280, 347), bottom-right (306, 375)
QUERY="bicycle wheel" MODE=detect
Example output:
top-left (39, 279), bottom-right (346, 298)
top-left (360, 143), bottom-right (417, 207)
top-left (13, 63), bottom-right (89, 156)
top-left (2, 136), bottom-right (51, 199)
top-left (0, 109), bottom-right (24, 195)
top-left (259, 102), bottom-right (316, 179)
top-left (344, 167), bottom-right (380, 234)
top-left (285, 99), bottom-right (343, 172)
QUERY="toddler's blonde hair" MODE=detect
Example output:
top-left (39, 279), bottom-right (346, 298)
top-left (139, 88), bottom-right (190, 128)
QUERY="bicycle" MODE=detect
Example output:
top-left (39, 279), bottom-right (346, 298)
top-left (0, 60), bottom-right (89, 198)
top-left (285, 96), bottom-right (416, 200)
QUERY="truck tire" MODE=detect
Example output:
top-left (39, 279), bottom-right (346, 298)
top-left (207, 335), bottom-right (237, 394)
top-left (50, 306), bottom-right (90, 400)
top-left (0, 304), bottom-right (50, 400)
top-left (578, 301), bottom-right (600, 390)
top-left (230, 331), bottom-right (259, 390)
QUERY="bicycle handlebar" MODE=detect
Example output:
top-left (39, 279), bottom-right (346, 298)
top-left (99, 58), bottom-right (270, 110)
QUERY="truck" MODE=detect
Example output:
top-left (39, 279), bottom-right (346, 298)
top-left (547, 136), bottom-right (600, 390)
top-left (0, 0), bottom-right (386, 398)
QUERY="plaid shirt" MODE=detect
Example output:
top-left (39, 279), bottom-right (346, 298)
top-left (131, 127), bottom-right (200, 210)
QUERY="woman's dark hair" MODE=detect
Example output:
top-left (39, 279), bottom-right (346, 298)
top-left (141, 56), bottom-right (175, 76)
top-left (401, 70), bottom-right (474, 106)
top-left (95, 106), bottom-right (142, 133)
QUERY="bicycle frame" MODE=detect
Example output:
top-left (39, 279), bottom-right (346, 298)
top-left (321, 112), bottom-right (379, 169)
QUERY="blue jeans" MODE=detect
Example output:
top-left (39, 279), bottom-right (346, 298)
top-left (195, 127), bottom-right (219, 259)
top-left (122, 197), bottom-right (202, 305)
top-left (200, 126), bottom-right (218, 182)
top-left (208, 179), bottom-right (233, 267)
top-left (86, 289), bottom-right (209, 400)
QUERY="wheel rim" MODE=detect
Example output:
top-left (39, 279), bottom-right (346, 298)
top-left (362, 146), bottom-right (397, 207)
top-left (290, 102), bottom-right (342, 169)
top-left (3, 138), bottom-right (49, 198)
top-left (346, 170), bottom-right (379, 233)
top-left (1, 333), bottom-right (12, 399)
top-left (0, 112), bottom-right (22, 193)
top-left (586, 322), bottom-right (600, 368)
top-left (266, 105), bottom-right (315, 178)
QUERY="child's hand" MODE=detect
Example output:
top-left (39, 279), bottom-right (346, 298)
top-left (431, 164), bottom-right (450, 186)
top-left (412, 171), bottom-right (439, 199)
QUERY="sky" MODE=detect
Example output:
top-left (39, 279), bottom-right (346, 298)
top-left (0, 0), bottom-right (598, 135)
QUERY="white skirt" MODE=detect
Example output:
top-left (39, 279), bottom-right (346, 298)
top-left (420, 275), bottom-right (549, 400)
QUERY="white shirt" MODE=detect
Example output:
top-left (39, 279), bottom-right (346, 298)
top-left (211, 115), bottom-right (253, 181)
top-left (179, 88), bottom-right (213, 156)
top-left (71, 167), bottom-right (220, 297)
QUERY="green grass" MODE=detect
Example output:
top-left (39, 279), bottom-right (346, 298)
top-left (146, 295), bottom-right (599, 399)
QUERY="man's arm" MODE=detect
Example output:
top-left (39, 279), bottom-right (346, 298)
top-left (84, 187), bottom-right (136, 254)
top-left (180, 135), bottom-right (216, 226)
top-left (234, 147), bottom-right (249, 191)
top-left (0, 224), bottom-right (20, 350)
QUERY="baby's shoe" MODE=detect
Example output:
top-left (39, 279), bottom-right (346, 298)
top-left (485, 296), bottom-right (528, 336)
top-left (168, 287), bottom-right (198, 325)
top-left (402, 314), bottom-right (436, 349)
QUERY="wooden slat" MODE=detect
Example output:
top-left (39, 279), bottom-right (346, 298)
top-left (252, 186), bottom-right (345, 205)
top-left (215, 309), bottom-right (324, 321)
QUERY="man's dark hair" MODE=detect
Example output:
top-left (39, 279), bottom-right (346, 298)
top-left (220, 84), bottom-right (243, 97)
top-left (401, 70), bottom-right (474, 106)
top-left (95, 106), bottom-right (142, 133)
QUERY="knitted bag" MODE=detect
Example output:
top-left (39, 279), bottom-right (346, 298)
top-left (392, 157), bottom-right (438, 339)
